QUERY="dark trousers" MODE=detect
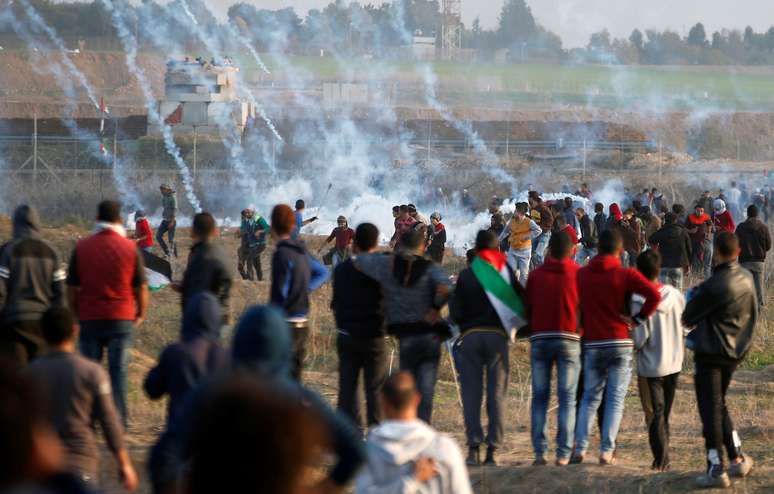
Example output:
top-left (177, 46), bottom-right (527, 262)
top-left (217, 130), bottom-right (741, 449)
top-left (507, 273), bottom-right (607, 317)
top-left (290, 324), bottom-right (310, 382)
top-left (79, 320), bottom-right (133, 427)
top-left (638, 373), bottom-right (679, 469)
top-left (399, 334), bottom-right (441, 424)
top-left (694, 359), bottom-right (740, 468)
top-left (337, 333), bottom-right (389, 428)
top-left (453, 331), bottom-right (509, 449)
top-left (156, 219), bottom-right (176, 256)
top-left (0, 320), bottom-right (43, 367)
top-left (238, 245), bottom-right (265, 281)
top-left (741, 262), bottom-right (765, 308)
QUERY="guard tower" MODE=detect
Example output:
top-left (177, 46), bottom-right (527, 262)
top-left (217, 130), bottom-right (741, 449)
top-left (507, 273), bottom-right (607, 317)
top-left (440, 0), bottom-right (462, 60)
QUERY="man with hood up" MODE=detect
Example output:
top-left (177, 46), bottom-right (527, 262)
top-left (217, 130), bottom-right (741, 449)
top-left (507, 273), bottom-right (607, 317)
top-left (713, 199), bottom-right (736, 234)
top-left (0, 205), bottom-right (66, 365)
top-left (144, 292), bottom-right (229, 494)
top-left (156, 184), bottom-right (177, 258)
top-left (355, 372), bottom-right (472, 494)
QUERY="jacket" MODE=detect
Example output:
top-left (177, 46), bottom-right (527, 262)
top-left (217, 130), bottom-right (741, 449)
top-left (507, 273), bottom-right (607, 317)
top-left (531, 204), bottom-right (554, 232)
top-left (355, 419), bottom-right (472, 494)
top-left (0, 206), bottom-right (65, 324)
top-left (578, 214), bottom-right (597, 249)
top-left (271, 239), bottom-right (329, 319)
top-left (577, 255), bottom-right (661, 347)
top-left (181, 240), bottom-right (232, 318)
top-left (683, 261), bottom-right (757, 363)
top-left (331, 259), bottom-right (385, 338)
top-left (736, 217), bottom-right (772, 263)
top-left (686, 213), bottom-right (713, 243)
top-left (161, 191), bottom-right (177, 221)
top-left (644, 214), bottom-right (662, 240)
top-left (526, 257), bottom-right (580, 341)
top-left (615, 218), bottom-right (642, 255)
top-left (631, 284), bottom-right (687, 377)
top-left (240, 216), bottom-right (269, 249)
top-left (505, 216), bottom-right (540, 251)
top-left (594, 212), bottom-right (607, 234)
top-left (135, 218), bottom-right (154, 248)
top-left (713, 209), bottom-right (735, 234)
top-left (648, 223), bottom-right (692, 269)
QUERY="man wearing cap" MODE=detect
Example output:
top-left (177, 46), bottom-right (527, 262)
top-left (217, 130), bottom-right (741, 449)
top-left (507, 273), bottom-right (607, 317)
top-left (156, 184), bottom-right (178, 258)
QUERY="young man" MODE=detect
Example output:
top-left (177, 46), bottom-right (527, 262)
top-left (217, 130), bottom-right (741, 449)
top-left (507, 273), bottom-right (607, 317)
top-left (270, 204), bottom-right (329, 381)
top-left (648, 212), bottom-right (692, 291)
top-left (619, 208), bottom-right (643, 265)
top-left (573, 229), bottom-right (660, 465)
top-left (0, 205), bottom-right (66, 366)
top-left (593, 202), bottom-right (607, 235)
top-left (323, 215), bottom-right (355, 267)
top-left (426, 212), bottom-right (447, 264)
top-left (26, 307), bottom-right (138, 491)
top-left (576, 207), bottom-right (597, 265)
top-left (713, 199), bottom-right (736, 234)
top-left (631, 250), bottom-right (687, 472)
top-left (292, 199), bottom-right (318, 240)
top-left (686, 204), bottom-right (714, 279)
top-left (526, 232), bottom-right (581, 466)
top-left (736, 204), bottom-right (771, 308)
top-left (683, 232), bottom-right (757, 488)
top-left (356, 230), bottom-right (451, 423)
top-left (499, 202), bottom-right (541, 286)
top-left (133, 210), bottom-right (154, 253)
top-left (390, 205), bottom-right (419, 250)
top-left (527, 193), bottom-right (554, 267)
top-left (450, 230), bottom-right (523, 467)
top-left (332, 223), bottom-right (388, 429)
top-left (355, 372), bottom-right (472, 494)
top-left (238, 208), bottom-right (270, 281)
top-left (156, 184), bottom-right (177, 258)
top-left (67, 200), bottom-right (149, 426)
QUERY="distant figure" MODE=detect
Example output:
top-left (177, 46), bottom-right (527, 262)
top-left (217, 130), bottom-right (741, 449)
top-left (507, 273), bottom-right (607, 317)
top-left (527, 193), bottom-right (554, 267)
top-left (713, 199), bottom-right (736, 234)
top-left (323, 216), bottom-right (355, 267)
top-left (355, 372), bottom-right (473, 494)
top-left (292, 199), bottom-right (318, 239)
top-left (237, 208), bottom-right (269, 281)
top-left (500, 202), bottom-right (541, 286)
top-left (134, 210), bottom-right (154, 253)
top-left (156, 184), bottom-right (177, 258)
top-left (593, 202), bottom-right (607, 234)
top-left (390, 205), bottom-right (418, 251)
top-left (576, 207), bottom-right (598, 265)
top-left (686, 204), bottom-right (714, 279)
top-left (0, 205), bottom-right (66, 366)
top-left (648, 212), bottom-right (692, 291)
top-left (427, 212), bottom-right (447, 264)
top-left (736, 205), bottom-right (771, 309)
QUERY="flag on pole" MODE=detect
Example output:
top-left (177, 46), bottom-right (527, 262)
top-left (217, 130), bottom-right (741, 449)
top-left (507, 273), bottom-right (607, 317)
top-left (470, 250), bottom-right (527, 341)
top-left (99, 96), bottom-right (109, 134)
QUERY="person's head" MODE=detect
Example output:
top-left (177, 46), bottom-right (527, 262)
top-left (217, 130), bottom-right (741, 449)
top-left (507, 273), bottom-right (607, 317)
top-left (731, 181), bottom-right (737, 188)
top-left (594, 202), bottom-right (604, 214)
top-left (636, 250), bottom-right (661, 282)
top-left (475, 229), bottom-right (498, 251)
top-left (514, 202), bottom-right (528, 219)
top-left (407, 204), bottom-right (417, 218)
top-left (642, 188), bottom-right (649, 194)
top-left (160, 183), bottom-right (171, 194)
top-left (747, 204), bottom-right (759, 219)
top-left (548, 227), bottom-right (573, 260)
top-left (564, 197), bottom-right (573, 209)
top-left (598, 229), bottom-right (623, 256)
top-left (694, 205), bottom-right (705, 216)
top-left (294, 199), bottom-right (305, 212)
top-left (336, 215), bottom-right (347, 229)
top-left (240, 209), bottom-right (249, 219)
top-left (672, 203), bottom-right (685, 216)
top-left (554, 214), bottom-right (567, 229)
top-left (271, 204), bottom-right (296, 239)
top-left (399, 230), bottom-right (426, 254)
top-left (703, 190), bottom-right (711, 198)
top-left (581, 183), bottom-right (589, 190)
top-left (399, 204), bottom-right (410, 220)
top-left (96, 200), bottom-right (122, 224)
top-left (465, 248), bottom-right (477, 266)
top-left (182, 292), bottom-right (223, 342)
top-left (392, 205), bottom-right (400, 218)
top-left (713, 198), bottom-right (726, 214)
top-left (192, 212), bottom-right (217, 242)
top-left (528, 193), bottom-right (541, 208)
top-left (623, 208), bottom-right (635, 220)
top-left (135, 210), bottom-right (146, 220)
top-left (380, 371), bottom-right (421, 421)
top-left (40, 307), bottom-right (77, 349)
top-left (714, 232), bottom-right (740, 265)
top-left (491, 212), bottom-right (504, 227)
top-left (12, 205), bottom-right (41, 238)
top-left (575, 207), bottom-right (585, 219)
top-left (232, 305), bottom-right (292, 378)
top-left (664, 212), bottom-right (678, 225)
top-left (354, 223), bottom-right (379, 254)
top-left (430, 212), bottom-right (441, 226)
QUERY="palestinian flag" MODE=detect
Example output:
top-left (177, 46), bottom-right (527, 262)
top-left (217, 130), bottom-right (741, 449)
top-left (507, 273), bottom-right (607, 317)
top-left (141, 250), bottom-right (172, 292)
top-left (471, 249), bottom-right (527, 340)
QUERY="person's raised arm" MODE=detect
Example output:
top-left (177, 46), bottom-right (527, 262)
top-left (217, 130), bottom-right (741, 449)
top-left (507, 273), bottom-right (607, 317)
top-left (627, 269), bottom-right (661, 324)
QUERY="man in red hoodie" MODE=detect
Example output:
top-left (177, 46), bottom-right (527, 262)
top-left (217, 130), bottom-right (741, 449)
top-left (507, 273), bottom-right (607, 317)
top-left (526, 231), bottom-right (581, 466)
top-left (572, 229), bottom-right (660, 465)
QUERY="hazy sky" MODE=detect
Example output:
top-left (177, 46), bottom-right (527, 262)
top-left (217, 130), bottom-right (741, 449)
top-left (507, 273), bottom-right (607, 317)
top-left (203, 0), bottom-right (774, 48)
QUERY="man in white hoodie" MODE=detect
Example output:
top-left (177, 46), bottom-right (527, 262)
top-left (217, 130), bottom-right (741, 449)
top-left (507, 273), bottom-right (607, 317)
top-left (631, 250), bottom-right (687, 472)
top-left (356, 372), bottom-right (472, 494)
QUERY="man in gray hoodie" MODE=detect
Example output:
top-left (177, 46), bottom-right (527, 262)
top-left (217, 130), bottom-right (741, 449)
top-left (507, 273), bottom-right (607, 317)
top-left (156, 184), bottom-right (178, 258)
top-left (356, 372), bottom-right (472, 494)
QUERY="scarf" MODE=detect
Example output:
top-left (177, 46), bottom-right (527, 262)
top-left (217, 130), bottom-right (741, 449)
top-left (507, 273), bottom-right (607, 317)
top-left (94, 222), bottom-right (127, 238)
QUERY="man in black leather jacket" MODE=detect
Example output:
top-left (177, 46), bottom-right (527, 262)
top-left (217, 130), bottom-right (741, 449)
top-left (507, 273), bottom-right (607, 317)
top-left (683, 231), bottom-right (757, 488)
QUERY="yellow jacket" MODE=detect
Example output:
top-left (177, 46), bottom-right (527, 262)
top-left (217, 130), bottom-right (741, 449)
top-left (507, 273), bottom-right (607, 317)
top-left (509, 216), bottom-right (539, 250)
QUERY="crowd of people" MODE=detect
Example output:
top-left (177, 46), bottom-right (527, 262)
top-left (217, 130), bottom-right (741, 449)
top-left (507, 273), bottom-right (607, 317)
top-left (0, 177), bottom-right (768, 492)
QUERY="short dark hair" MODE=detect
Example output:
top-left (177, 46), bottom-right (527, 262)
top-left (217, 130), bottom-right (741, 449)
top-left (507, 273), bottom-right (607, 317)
top-left (664, 212), bottom-right (677, 224)
top-left (399, 204), bottom-right (409, 213)
top-left (400, 230), bottom-right (425, 251)
top-left (466, 248), bottom-right (477, 265)
top-left (554, 215), bottom-right (567, 229)
top-left (636, 250), bottom-right (661, 281)
top-left (594, 202), bottom-right (604, 213)
top-left (193, 212), bottom-right (216, 238)
top-left (271, 204), bottom-right (296, 236)
top-left (355, 223), bottom-right (379, 251)
top-left (97, 200), bottom-right (121, 223)
top-left (515, 202), bottom-right (528, 214)
top-left (40, 307), bottom-right (76, 345)
top-left (548, 228), bottom-right (573, 259)
top-left (598, 229), bottom-right (623, 255)
top-left (748, 204), bottom-right (759, 218)
top-left (392, 205), bottom-right (399, 213)
top-left (714, 231), bottom-right (739, 258)
top-left (475, 229), bottom-right (498, 251)
top-left (381, 371), bottom-right (417, 412)
top-left (295, 199), bottom-right (305, 210)
top-left (672, 203), bottom-right (685, 215)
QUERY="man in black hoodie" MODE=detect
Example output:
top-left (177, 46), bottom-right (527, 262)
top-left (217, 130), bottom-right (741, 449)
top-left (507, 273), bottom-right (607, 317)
top-left (0, 205), bottom-right (66, 365)
top-left (736, 205), bottom-right (771, 309)
top-left (683, 232), bottom-right (757, 488)
top-left (648, 212), bottom-right (692, 291)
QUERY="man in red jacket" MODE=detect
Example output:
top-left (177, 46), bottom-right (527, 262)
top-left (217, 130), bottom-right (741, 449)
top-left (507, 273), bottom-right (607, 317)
top-left (572, 229), bottom-right (660, 465)
top-left (526, 231), bottom-right (581, 466)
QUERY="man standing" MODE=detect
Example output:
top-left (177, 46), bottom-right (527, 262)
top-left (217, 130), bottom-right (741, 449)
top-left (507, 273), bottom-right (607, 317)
top-left (499, 203), bottom-right (541, 286)
top-left (323, 216), bottom-right (355, 267)
top-left (156, 184), bottom-right (178, 258)
top-left (683, 232), bottom-right (757, 488)
top-left (593, 202), bottom-right (607, 234)
top-left (713, 199), bottom-right (736, 234)
top-left (0, 205), bottom-right (66, 366)
top-left (576, 207), bottom-right (598, 265)
top-left (390, 205), bottom-right (418, 251)
top-left (528, 193), bottom-right (554, 267)
top-left (686, 205), bottom-right (714, 279)
top-left (572, 229), bottom-right (660, 465)
top-left (292, 199), bottom-right (318, 240)
top-left (648, 212), bottom-right (692, 290)
top-left (332, 223), bottom-right (387, 430)
top-left (450, 230), bottom-right (523, 467)
top-left (67, 200), bottom-right (149, 426)
top-left (427, 212), bottom-right (447, 264)
top-left (736, 205), bottom-right (771, 309)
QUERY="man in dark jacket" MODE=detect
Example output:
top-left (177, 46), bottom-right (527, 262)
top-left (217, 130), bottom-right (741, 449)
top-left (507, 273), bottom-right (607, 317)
top-left (156, 184), bottom-right (178, 258)
top-left (683, 232), bottom-right (757, 488)
top-left (270, 204), bottom-right (329, 382)
top-left (144, 292), bottom-right (228, 493)
top-left (736, 205), bottom-right (771, 308)
top-left (0, 205), bottom-right (66, 366)
top-left (450, 230), bottom-right (523, 467)
top-left (576, 207), bottom-right (597, 265)
top-left (648, 212), bottom-right (692, 290)
top-left (332, 223), bottom-right (387, 429)
top-left (593, 202), bottom-right (607, 235)
top-left (179, 213), bottom-right (232, 322)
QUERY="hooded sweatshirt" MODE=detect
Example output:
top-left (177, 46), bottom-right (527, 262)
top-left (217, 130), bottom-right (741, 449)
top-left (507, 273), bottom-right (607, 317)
top-left (0, 205), bottom-right (66, 325)
top-left (713, 199), bottom-right (736, 233)
top-left (181, 240), bottom-right (233, 317)
top-left (526, 257), bottom-right (580, 341)
top-left (631, 284), bottom-right (687, 377)
top-left (270, 239), bottom-right (329, 319)
top-left (355, 419), bottom-right (472, 494)
top-left (161, 190), bottom-right (177, 221)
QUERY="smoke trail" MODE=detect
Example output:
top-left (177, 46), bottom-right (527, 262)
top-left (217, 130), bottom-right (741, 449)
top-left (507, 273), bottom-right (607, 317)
top-left (99, 0), bottom-right (202, 212)
top-left (231, 25), bottom-right (271, 75)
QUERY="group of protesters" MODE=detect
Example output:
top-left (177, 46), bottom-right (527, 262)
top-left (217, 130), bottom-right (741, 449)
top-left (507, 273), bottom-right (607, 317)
top-left (0, 177), bottom-right (767, 492)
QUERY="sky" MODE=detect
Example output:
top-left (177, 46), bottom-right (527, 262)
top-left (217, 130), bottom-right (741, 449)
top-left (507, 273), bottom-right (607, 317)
top-left (200, 0), bottom-right (774, 48)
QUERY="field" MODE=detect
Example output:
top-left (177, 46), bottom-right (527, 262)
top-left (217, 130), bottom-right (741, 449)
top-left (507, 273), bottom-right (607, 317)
top-left (2, 213), bottom-right (772, 493)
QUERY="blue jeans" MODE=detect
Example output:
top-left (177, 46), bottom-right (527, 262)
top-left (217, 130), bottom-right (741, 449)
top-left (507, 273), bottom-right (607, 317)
top-left (576, 247), bottom-right (596, 266)
top-left (79, 320), bottom-right (133, 426)
top-left (574, 346), bottom-right (633, 456)
top-left (399, 333), bottom-right (441, 424)
top-left (530, 338), bottom-right (581, 459)
top-left (507, 248), bottom-right (531, 286)
top-left (531, 232), bottom-right (551, 268)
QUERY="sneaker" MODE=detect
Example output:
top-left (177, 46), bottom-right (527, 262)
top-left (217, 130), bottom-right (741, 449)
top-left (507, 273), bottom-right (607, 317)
top-left (599, 452), bottom-right (616, 465)
top-left (728, 455), bottom-right (754, 478)
top-left (695, 465), bottom-right (731, 489)
top-left (555, 457), bottom-right (570, 467)
top-left (569, 453), bottom-right (585, 465)
top-left (532, 456), bottom-right (547, 466)
top-left (484, 447), bottom-right (497, 466)
top-left (466, 447), bottom-right (480, 467)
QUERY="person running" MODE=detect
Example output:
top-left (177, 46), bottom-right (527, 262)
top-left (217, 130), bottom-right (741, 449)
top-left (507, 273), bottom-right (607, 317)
top-left (390, 205), bottom-right (419, 251)
top-left (133, 210), bottom-right (154, 253)
top-left (631, 250), bottom-right (687, 472)
top-left (332, 223), bottom-right (388, 429)
top-left (713, 199), bottom-right (736, 234)
top-left (526, 232), bottom-right (581, 467)
top-left (0, 205), bottom-right (66, 366)
top-left (426, 212), bottom-right (447, 264)
top-left (499, 203), bottom-right (541, 286)
top-left (648, 212), bottom-right (692, 291)
top-left (683, 232), bottom-right (757, 488)
top-left (736, 205), bottom-right (771, 309)
top-left (323, 216), bottom-right (355, 267)
top-left (450, 230), bottom-right (524, 467)
top-left (156, 184), bottom-right (177, 258)
top-left (292, 199), bottom-right (318, 240)
top-left (527, 193), bottom-right (554, 267)
top-left (686, 204), bottom-right (714, 279)
top-left (572, 229), bottom-right (660, 465)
